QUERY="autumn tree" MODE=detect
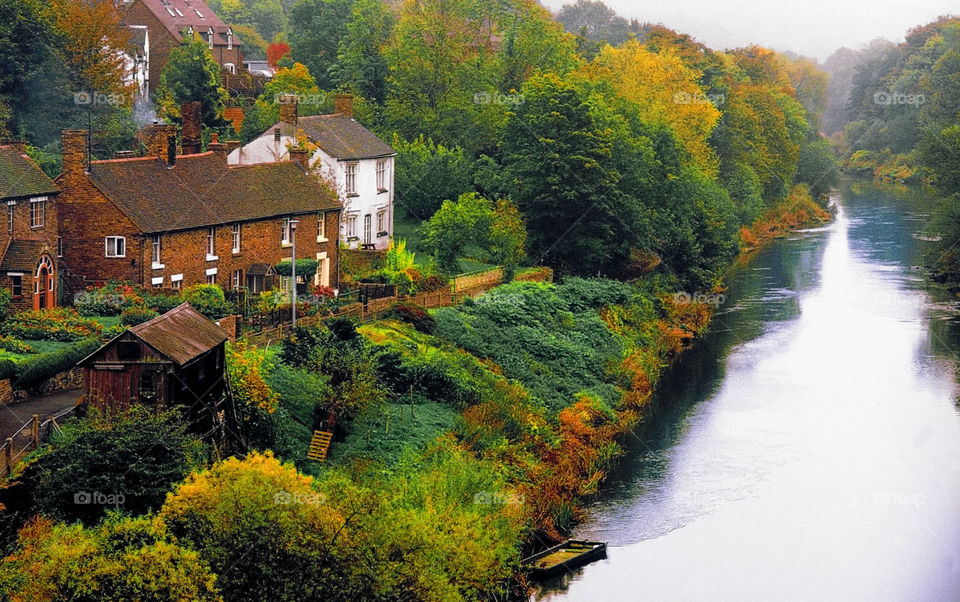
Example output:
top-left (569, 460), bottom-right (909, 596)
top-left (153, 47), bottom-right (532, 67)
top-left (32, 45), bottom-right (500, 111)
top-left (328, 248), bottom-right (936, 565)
top-left (266, 40), bottom-right (291, 67)
top-left (331, 0), bottom-right (394, 104)
top-left (288, 0), bottom-right (355, 90)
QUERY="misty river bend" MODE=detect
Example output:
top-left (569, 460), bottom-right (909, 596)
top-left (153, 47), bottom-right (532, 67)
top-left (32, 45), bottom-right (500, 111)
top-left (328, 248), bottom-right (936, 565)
top-left (537, 181), bottom-right (960, 601)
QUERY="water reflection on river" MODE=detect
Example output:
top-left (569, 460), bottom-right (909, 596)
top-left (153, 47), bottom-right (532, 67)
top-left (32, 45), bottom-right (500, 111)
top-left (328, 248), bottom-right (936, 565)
top-left (538, 182), bottom-right (960, 601)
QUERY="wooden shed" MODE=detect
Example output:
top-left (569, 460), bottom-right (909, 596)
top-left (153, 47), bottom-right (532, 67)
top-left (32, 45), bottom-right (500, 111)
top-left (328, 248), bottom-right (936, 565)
top-left (79, 303), bottom-right (228, 429)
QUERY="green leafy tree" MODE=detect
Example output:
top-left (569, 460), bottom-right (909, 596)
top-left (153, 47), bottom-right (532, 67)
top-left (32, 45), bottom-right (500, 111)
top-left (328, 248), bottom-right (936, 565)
top-left (288, 0), bottom-right (354, 90)
top-left (795, 138), bottom-right (840, 199)
top-left (331, 0), bottom-right (394, 104)
top-left (154, 36), bottom-right (228, 126)
top-left (24, 407), bottom-right (205, 526)
top-left (393, 135), bottom-right (474, 220)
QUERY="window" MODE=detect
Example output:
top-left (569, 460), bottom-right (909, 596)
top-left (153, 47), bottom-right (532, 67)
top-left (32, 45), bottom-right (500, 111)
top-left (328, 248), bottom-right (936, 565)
top-left (345, 163), bottom-right (357, 195)
top-left (232, 223), bottom-right (241, 253)
top-left (151, 276), bottom-right (163, 287)
top-left (363, 214), bottom-right (372, 244)
top-left (377, 210), bottom-right (386, 235)
top-left (346, 215), bottom-right (357, 238)
top-left (6, 202), bottom-right (13, 232)
top-left (376, 160), bottom-right (386, 190)
top-left (171, 273), bottom-right (183, 289)
top-left (207, 273), bottom-right (216, 285)
top-left (317, 212), bottom-right (326, 241)
top-left (224, 62), bottom-right (235, 74)
top-left (172, 280), bottom-right (181, 289)
top-left (117, 341), bottom-right (141, 361)
top-left (231, 269), bottom-right (242, 289)
top-left (206, 227), bottom-right (215, 257)
top-left (207, 28), bottom-right (214, 49)
top-left (105, 236), bottom-right (125, 257)
top-left (29, 197), bottom-right (45, 228)
top-left (10, 275), bottom-right (21, 297)
top-left (57, 237), bottom-right (62, 257)
top-left (152, 235), bottom-right (161, 265)
top-left (282, 218), bottom-right (291, 244)
top-left (139, 371), bottom-right (157, 401)
top-left (227, 28), bottom-right (233, 49)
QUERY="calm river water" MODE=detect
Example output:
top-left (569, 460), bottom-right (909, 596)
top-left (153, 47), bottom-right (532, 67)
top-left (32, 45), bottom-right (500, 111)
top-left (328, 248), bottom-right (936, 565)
top-left (538, 181), bottom-right (960, 601)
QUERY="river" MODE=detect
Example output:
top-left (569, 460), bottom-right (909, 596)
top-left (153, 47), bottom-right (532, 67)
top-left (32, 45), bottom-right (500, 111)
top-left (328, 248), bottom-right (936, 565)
top-left (537, 181), bottom-right (960, 601)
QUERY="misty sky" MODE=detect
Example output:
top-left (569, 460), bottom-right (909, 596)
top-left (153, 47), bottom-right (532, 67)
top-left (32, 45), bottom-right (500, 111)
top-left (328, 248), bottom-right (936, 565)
top-left (540, 0), bottom-right (959, 61)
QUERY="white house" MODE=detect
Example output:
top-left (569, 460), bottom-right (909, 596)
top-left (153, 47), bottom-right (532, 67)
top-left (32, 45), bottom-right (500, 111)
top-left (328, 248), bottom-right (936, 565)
top-left (229, 94), bottom-right (396, 250)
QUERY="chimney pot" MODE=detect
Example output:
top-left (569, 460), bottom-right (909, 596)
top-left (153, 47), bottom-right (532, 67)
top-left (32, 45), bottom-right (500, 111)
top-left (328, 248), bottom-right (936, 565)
top-left (142, 124), bottom-right (178, 164)
top-left (278, 94), bottom-right (298, 125)
top-left (181, 101), bottom-right (202, 154)
top-left (167, 135), bottom-right (177, 167)
top-left (334, 94), bottom-right (354, 119)
top-left (62, 129), bottom-right (89, 182)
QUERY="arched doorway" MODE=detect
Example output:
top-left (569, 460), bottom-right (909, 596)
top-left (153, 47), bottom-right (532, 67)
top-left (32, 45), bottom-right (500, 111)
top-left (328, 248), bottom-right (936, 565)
top-left (34, 255), bottom-right (55, 310)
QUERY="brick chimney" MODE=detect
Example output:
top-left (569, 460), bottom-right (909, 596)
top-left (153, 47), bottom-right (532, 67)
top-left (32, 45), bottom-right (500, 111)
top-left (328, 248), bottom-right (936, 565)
top-left (181, 101), bottom-right (202, 154)
top-left (61, 129), bottom-right (89, 183)
top-left (289, 147), bottom-right (310, 170)
top-left (142, 123), bottom-right (178, 165)
top-left (208, 132), bottom-right (228, 165)
top-left (334, 94), bottom-right (354, 119)
top-left (278, 94), bottom-right (298, 125)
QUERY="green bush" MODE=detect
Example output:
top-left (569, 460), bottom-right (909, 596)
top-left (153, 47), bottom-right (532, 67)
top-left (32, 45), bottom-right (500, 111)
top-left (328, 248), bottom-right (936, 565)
top-left (120, 306), bottom-right (159, 326)
top-left (0, 335), bottom-right (33, 354)
top-left (146, 292), bottom-right (184, 314)
top-left (0, 358), bottom-right (16, 380)
top-left (182, 284), bottom-right (231, 319)
top-left (385, 302), bottom-right (436, 334)
top-left (0, 288), bottom-right (12, 319)
top-left (14, 338), bottom-right (101, 388)
top-left (271, 258), bottom-right (319, 278)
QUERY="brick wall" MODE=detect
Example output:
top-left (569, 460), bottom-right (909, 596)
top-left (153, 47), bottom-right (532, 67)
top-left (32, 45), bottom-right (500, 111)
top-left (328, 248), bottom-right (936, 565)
top-left (143, 211), bottom-right (340, 291)
top-left (0, 192), bottom-right (60, 310)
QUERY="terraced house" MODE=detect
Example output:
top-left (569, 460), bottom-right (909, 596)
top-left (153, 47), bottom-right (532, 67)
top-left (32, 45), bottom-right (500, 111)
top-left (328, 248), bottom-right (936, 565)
top-left (0, 143), bottom-right (61, 310)
top-left (55, 126), bottom-right (341, 299)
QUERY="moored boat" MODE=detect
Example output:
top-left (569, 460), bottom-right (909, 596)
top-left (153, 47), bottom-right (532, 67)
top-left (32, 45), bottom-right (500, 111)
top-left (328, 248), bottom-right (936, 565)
top-left (522, 539), bottom-right (607, 579)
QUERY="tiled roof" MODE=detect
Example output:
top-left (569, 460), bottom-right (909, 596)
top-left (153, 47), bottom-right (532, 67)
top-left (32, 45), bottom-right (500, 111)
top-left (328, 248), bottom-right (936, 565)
top-left (0, 146), bottom-right (59, 200)
top-left (297, 115), bottom-right (396, 160)
top-left (130, 303), bottom-right (227, 365)
top-left (0, 239), bottom-right (45, 272)
top-left (87, 152), bottom-right (340, 234)
top-left (134, 0), bottom-right (241, 46)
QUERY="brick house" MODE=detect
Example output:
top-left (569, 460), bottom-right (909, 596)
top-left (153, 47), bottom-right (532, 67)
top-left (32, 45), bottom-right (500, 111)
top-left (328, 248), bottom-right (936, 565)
top-left (55, 127), bottom-right (341, 299)
top-left (118, 0), bottom-right (243, 96)
top-left (0, 143), bottom-right (61, 311)
top-left (229, 95), bottom-right (397, 250)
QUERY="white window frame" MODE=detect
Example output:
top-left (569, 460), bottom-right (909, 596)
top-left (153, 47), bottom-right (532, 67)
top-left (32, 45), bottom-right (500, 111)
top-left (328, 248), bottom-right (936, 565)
top-left (171, 273), bottom-right (183, 289)
top-left (6, 201), bottom-right (13, 232)
top-left (231, 269), bottom-right (242, 289)
top-left (232, 223), bottom-right (241, 253)
top-left (105, 236), bottom-right (126, 258)
top-left (345, 163), bottom-right (357, 195)
top-left (29, 196), bottom-right (45, 228)
top-left (151, 276), bottom-right (163, 286)
top-left (376, 160), bottom-right (386, 190)
top-left (317, 212), bottom-right (326, 242)
top-left (377, 210), bottom-right (386, 235)
top-left (346, 214), bottom-right (357, 238)
top-left (151, 234), bottom-right (163, 267)
top-left (282, 217), bottom-right (292, 246)
top-left (363, 214), bottom-right (372, 244)
top-left (206, 227), bottom-right (217, 260)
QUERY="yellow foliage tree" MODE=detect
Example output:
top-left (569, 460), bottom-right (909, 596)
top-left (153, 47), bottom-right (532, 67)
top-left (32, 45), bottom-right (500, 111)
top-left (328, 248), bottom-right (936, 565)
top-left (579, 39), bottom-right (721, 175)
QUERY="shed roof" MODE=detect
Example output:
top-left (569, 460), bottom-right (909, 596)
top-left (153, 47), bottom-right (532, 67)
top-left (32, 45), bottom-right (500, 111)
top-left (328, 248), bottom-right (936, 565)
top-left (129, 303), bottom-right (227, 365)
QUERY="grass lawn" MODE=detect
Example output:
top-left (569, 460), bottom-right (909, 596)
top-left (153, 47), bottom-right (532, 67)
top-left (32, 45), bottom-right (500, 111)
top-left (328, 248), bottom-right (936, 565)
top-left (325, 401), bottom-right (459, 466)
top-left (90, 316), bottom-right (122, 328)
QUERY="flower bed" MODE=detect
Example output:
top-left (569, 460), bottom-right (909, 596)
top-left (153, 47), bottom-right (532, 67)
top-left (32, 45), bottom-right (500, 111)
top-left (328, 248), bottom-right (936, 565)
top-left (2, 308), bottom-right (104, 342)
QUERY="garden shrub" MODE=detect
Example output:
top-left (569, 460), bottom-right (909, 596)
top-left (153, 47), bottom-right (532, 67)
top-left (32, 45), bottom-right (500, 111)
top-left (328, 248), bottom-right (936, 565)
top-left (0, 288), bottom-right (12, 319)
top-left (14, 338), bottom-right (101, 387)
top-left (386, 302), bottom-right (436, 334)
top-left (0, 358), bottom-right (16, 380)
top-left (146, 292), bottom-right (184, 314)
top-left (182, 284), bottom-right (231, 319)
top-left (2, 308), bottom-right (103, 341)
top-left (0, 335), bottom-right (33, 354)
top-left (74, 281), bottom-right (142, 316)
top-left (120, 305), bottom-right (159, 326)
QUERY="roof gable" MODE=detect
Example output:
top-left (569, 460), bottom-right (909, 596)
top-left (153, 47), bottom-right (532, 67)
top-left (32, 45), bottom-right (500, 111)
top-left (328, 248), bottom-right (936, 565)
top-left (132, 0), bottom-right (240, 46)
top-left (0, 146), bottom-right (59, 200)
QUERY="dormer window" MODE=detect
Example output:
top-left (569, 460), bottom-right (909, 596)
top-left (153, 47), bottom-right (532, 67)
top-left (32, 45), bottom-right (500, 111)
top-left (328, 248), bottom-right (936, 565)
top-left (227, 27), bottom-right (233, 50)
top-left (186, 25), bottom-right (194, 37)
top-left (207, 27), bottom-right (214, 49)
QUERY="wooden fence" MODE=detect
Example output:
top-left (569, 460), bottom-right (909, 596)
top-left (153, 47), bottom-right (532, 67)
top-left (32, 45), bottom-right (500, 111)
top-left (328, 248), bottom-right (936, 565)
top-left (1, 404), bottom-right (79, 478)
top-left (240, 267), bottom-right (554, 347)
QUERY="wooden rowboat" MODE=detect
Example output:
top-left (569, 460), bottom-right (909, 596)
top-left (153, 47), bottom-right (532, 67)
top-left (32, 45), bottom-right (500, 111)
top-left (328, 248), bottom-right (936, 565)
top-left (522, 539), bottom-right (607, 579)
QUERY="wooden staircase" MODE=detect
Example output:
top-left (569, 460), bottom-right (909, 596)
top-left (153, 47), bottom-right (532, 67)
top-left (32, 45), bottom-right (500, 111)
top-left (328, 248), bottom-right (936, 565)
top-left (307, 430), bottom-right (334, 462)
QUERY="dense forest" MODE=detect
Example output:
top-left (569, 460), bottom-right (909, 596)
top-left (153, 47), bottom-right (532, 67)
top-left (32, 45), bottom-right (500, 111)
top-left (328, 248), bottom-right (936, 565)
top-left (0, 0), bottom-right (842, 599)
top-left (824, 16), bottom-right (960, 284)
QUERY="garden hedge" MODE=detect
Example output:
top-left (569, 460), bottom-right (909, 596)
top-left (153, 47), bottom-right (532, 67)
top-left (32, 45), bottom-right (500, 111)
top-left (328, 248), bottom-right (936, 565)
top-left (13, 338), bottom-right (101, 388)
